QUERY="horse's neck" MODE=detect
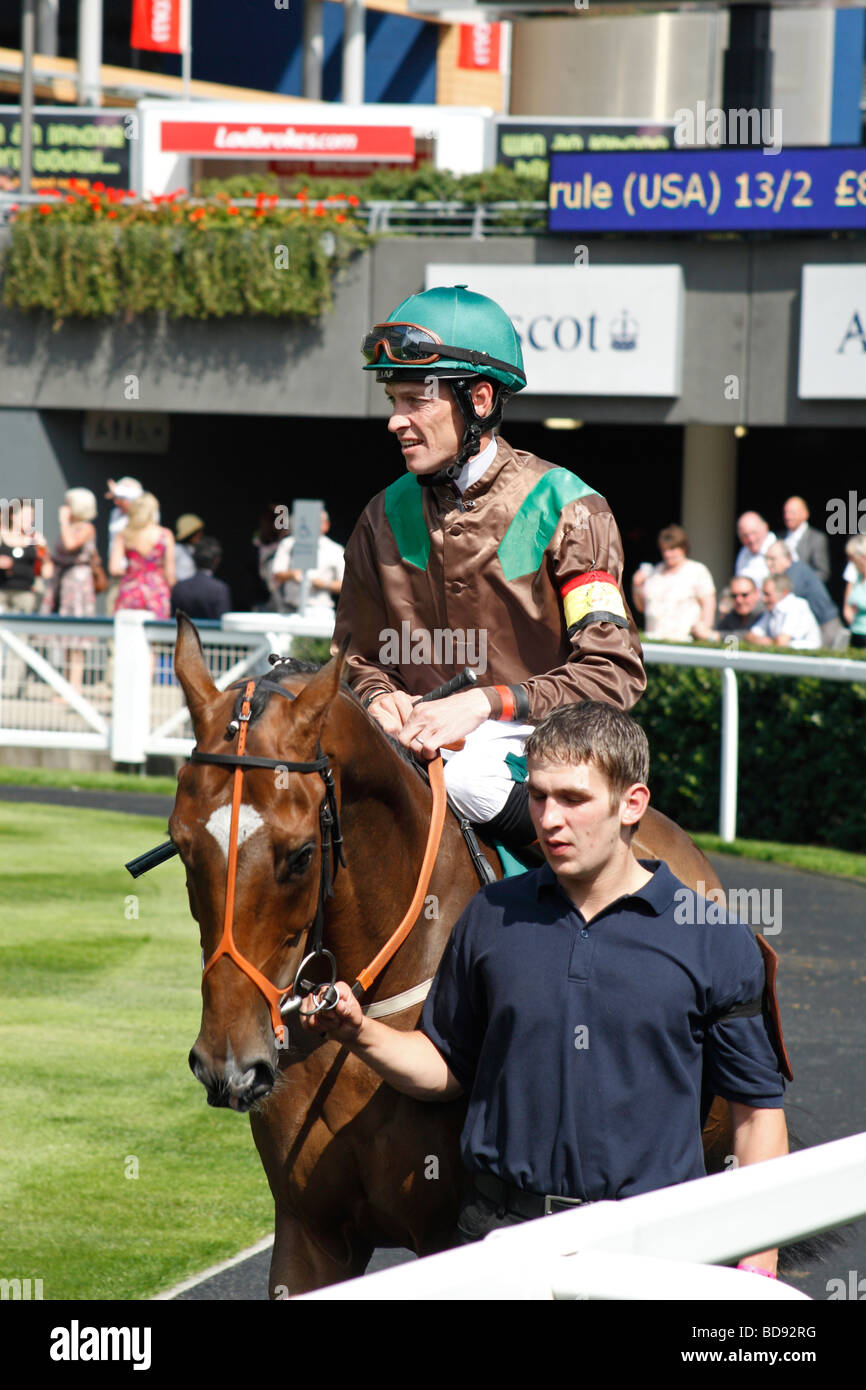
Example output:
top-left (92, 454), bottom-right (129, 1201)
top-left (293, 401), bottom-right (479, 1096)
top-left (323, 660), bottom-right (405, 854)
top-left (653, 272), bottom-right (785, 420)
top-left (329, 703), bottom-right (475, 990)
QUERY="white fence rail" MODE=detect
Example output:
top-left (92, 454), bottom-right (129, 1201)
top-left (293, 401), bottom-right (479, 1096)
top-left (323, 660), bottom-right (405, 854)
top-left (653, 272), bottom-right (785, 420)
top-left (299, 1131), bottom-right (866, 1301)
top-left (0, 610), bottom-right (334, 763)
top-left (641, 641), bottom-right (866, 841)
top-left (1, 616), bottom-right (863, 831)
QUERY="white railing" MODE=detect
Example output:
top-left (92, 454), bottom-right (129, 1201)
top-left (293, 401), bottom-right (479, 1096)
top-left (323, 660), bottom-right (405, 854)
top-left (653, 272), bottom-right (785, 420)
top-left (1, 615), bottom-right (863, 818)
top-left (0, 609), bottom-right (334, 763)
top-left (641, 642), bottom-right (866, 841)
top-left (299, 1131), bottom-right (866, 1301)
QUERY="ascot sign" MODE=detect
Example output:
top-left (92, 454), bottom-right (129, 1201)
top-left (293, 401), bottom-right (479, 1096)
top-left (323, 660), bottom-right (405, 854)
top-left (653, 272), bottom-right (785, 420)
top-left (425, 264), bottom-right (684, 397)
top-left (798, 265), bottom-right (866, 398)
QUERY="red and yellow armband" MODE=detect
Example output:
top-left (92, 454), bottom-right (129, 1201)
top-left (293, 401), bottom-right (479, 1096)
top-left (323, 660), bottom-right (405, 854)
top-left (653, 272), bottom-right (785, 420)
top-left (561, 571), bottom-right (628, 635)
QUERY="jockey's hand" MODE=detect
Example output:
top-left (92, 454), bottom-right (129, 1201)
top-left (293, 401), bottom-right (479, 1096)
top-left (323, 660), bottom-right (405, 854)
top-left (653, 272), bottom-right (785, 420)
top-left (299, 981), bottom-right (364, 1043)
top-left (399, 688), bottom-right (492, 760)
top-left (367, 690), bottom-right (416, 736)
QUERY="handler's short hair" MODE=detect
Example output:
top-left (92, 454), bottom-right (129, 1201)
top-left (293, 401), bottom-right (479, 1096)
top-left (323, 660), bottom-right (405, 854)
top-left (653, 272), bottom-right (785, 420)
top-left (525, 701), bottom-right (649, 808)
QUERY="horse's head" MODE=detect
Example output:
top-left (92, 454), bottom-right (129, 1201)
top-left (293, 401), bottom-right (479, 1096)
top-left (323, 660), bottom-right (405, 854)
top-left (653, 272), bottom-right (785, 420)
top-left (171, 614), bottom-right (351, 1111)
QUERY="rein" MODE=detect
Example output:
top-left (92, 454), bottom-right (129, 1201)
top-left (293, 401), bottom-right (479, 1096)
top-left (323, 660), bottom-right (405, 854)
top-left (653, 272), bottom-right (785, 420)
top-left (192, 675), bottom-right (447, 1046)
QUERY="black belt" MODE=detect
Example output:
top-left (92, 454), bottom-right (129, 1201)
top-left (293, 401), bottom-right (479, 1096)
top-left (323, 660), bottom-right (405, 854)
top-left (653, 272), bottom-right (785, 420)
top-left (473, 1172), bottom-right (593, 1219)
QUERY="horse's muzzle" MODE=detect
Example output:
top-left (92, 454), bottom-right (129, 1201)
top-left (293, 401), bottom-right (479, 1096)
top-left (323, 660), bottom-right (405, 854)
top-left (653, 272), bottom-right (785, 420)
top-left (188, 1047), bottom-right (277, 1111)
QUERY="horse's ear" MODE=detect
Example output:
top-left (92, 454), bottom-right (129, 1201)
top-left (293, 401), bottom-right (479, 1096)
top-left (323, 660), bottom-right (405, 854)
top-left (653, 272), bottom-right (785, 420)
top-left (290, 636), bottom-right (350, 744)
top-left (174, 612), bottom-right (219, 728)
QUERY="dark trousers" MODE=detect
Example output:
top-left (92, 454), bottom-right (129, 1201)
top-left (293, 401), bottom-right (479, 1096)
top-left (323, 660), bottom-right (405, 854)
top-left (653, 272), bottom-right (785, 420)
top-left (456, 1187), bottom-right (529, 1245)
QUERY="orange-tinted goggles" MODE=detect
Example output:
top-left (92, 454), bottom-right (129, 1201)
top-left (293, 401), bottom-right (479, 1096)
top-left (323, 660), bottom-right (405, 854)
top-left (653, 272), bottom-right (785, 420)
top-left (361, 321), bottom-right (446, 366)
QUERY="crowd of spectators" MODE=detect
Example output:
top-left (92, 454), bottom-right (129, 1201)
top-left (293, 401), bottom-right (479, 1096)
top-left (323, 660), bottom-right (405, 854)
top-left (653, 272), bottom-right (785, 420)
top-left (0, 482), bottom-right (346, 630)
top-left (631, 496), bottom-right (862, 653)
top-left (2, 481), bottom-right (857, 659)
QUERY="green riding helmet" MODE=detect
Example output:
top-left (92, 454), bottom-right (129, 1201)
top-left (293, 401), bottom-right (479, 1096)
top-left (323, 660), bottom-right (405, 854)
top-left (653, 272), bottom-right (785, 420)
top-left (362, 285), bottom-right (526, 475)
top-left (362, 284), bottom-right (526, 394)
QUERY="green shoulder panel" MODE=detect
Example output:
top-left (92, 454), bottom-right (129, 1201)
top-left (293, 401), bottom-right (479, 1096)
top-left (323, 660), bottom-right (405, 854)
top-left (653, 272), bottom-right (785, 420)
top-left (383, 473), bottom-right (430, 571)
top-left (497, 468), bottom-right (599, 581)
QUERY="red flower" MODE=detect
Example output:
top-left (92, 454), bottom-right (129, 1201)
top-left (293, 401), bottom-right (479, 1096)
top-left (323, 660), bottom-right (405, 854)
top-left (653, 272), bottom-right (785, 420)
top-left (313, 203), bottom-right (326, 217)
top-left (65, 194), bottom-right (76, 203)
top-left (92, 181), bottom-right (105, 193)
top-left (348, 194), bottom-right (360, 206)
top-left (39, 205), bottom-right (52, 215)
top-left (227, 206), bottom-right (240, 215)
top-left (107, 210), bottom-right (117, 219)
top-left (335, 213), bottom-right (347, 223)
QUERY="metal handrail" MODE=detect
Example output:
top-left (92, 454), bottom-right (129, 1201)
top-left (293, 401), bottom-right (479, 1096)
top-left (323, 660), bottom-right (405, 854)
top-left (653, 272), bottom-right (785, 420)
top-left (0, 191), bottom-right (548, 237)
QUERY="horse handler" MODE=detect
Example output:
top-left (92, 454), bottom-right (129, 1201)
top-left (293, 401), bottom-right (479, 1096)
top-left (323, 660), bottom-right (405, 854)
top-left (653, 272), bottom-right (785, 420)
top-left (333, 284), bottom-right (645, 847)
top-left (301, 702), bottom-right (788, 1275)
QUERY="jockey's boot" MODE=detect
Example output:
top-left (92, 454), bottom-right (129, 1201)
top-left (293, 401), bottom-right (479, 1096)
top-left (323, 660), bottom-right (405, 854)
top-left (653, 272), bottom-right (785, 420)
top-left (478, 782), bottom-right (543, 865)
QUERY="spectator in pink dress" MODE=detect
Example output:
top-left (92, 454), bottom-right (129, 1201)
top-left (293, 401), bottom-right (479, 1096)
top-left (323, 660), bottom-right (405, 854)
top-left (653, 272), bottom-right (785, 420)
top-left (110, 493), bottom-right (175, 618)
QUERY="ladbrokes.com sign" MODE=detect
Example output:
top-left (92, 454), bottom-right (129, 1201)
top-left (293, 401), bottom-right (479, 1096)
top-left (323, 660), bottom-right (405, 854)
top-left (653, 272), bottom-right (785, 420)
top-left (159, 122), bottom-right (416, 162)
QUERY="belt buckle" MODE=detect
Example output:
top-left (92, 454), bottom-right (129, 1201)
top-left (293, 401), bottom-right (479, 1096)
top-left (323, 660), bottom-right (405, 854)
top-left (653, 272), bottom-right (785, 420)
top-left (544, 1194), bottom-right (585, 1215)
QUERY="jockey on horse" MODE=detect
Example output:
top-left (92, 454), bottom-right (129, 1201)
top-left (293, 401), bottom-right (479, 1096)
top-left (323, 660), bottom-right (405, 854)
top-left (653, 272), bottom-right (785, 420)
top-left (334, 284), bottom-right (646, 849)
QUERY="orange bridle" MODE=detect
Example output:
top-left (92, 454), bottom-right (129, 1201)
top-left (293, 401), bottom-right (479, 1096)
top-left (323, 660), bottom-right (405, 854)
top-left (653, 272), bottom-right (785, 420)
top-left (195, 679), bottom-right (447, 1047)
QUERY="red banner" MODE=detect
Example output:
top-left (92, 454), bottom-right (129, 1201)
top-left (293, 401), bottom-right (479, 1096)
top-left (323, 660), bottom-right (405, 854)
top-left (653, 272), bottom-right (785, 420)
top-left (131, 0), bottom-right (183, 54)
top-left (160, 122), bottom-right (416, 162)
top-left (457, 23), bottom-right (501, 72)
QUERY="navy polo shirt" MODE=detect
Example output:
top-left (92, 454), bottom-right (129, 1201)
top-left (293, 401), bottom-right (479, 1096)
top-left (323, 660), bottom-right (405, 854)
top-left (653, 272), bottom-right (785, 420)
top-left (420, 860), bottom-right (785, 1201)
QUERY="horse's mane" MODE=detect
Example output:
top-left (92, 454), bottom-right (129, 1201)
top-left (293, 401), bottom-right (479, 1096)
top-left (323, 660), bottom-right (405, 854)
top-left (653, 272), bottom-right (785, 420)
top-left (238, 657), bottom-right (419, 770)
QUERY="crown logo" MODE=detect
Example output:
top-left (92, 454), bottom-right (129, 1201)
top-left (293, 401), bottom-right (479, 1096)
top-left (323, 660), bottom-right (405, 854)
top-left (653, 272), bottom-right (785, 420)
top-left (610, 309), bottom-right (638, 351)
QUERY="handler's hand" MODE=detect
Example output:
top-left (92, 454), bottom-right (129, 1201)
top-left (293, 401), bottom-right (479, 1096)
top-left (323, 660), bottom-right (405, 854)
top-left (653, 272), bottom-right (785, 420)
top-left (399, 688), bottom-right (492, 760)
top-left (367, 690), bottom-right (416, 737)
top-left (299, 981), bottom-right (365, 1044)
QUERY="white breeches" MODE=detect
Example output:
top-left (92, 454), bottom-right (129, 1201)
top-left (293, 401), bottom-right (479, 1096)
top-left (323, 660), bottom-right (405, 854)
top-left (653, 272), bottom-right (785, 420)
top-left (441, 719), bottom-right (534, 822)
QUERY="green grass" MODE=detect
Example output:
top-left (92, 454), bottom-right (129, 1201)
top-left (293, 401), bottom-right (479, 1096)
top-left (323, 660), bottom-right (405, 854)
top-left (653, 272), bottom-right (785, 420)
top-left (693, 833), bottom-right (866, 882)
top-left (0, 803), bottom-right (274, 1301)
top-left (0, 764), bottom-right (178, 796)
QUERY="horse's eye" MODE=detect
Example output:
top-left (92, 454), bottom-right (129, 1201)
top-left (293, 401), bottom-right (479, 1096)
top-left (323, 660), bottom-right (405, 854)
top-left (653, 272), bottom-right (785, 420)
top-left (286, 845), bottom-right (314, 878)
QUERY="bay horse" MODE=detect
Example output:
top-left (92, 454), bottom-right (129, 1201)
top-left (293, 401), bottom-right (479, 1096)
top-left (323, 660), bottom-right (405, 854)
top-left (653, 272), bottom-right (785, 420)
top-left (169, 613), bottom-right (742, 1296)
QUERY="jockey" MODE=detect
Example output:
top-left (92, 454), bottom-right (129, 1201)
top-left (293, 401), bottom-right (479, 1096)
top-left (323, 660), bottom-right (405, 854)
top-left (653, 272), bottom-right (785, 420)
top-left (333, 284), bottom-right (646, 848)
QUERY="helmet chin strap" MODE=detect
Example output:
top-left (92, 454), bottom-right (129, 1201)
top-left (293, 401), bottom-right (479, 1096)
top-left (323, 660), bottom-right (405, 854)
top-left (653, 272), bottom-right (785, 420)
top-left (418, 377), bottom-right (510, 488)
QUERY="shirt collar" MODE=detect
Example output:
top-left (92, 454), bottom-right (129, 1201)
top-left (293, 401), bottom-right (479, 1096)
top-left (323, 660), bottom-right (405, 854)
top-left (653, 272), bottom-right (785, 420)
top-left (535, 858), bottom-right (680, 918)
top-left (453, 436), bottom-right (498, 494)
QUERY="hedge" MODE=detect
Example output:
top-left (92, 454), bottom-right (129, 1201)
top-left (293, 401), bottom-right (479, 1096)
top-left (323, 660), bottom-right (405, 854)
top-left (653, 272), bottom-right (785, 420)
top-left (1, 186), bottom-right (368, 324)
top-left (633, 653), bottom-right (866, 851)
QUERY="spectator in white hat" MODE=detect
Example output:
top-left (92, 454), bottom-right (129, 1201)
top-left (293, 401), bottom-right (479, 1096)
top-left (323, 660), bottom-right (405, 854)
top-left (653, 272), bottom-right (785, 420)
top-left (105, 477), bottom-right (143, 611)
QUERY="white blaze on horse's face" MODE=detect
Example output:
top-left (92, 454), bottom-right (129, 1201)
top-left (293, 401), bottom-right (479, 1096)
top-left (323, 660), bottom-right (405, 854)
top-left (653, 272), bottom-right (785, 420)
top-left (204, 803), bottom-right (265, 860)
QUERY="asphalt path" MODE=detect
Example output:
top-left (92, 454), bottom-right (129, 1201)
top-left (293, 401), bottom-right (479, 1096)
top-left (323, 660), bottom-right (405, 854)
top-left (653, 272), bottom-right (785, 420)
top-left (5, 785), bottom-right (863, 1301)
